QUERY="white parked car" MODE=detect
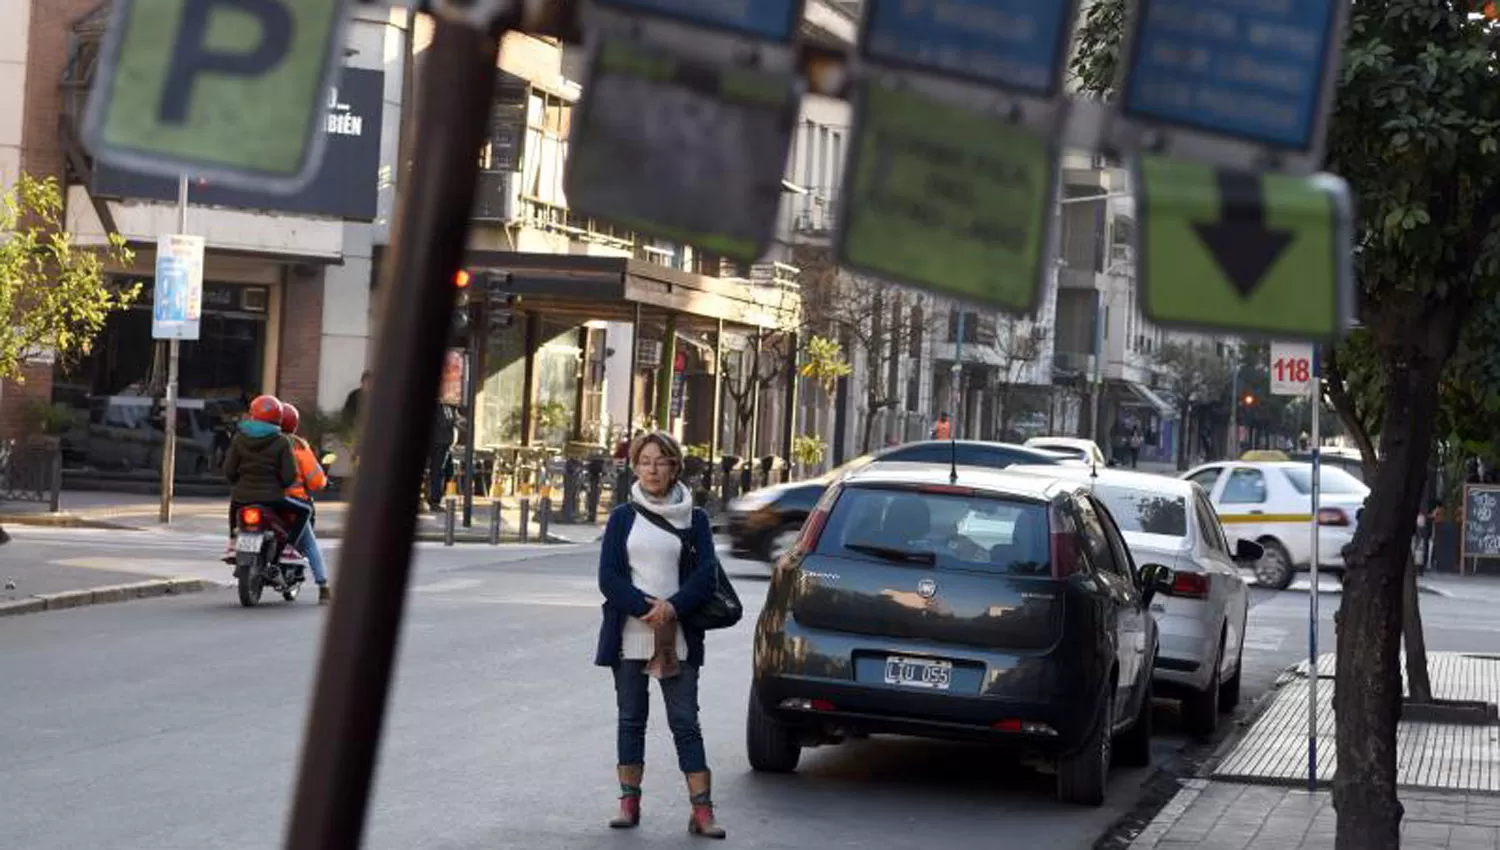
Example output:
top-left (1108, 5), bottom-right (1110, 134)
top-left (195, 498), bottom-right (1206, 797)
top-left (1013, 465), bottom-right (1256, 738)
top-left (1024, 436), bottom-right (1110, 469)
top-left (1182, 461), bottom-right (1369, 590)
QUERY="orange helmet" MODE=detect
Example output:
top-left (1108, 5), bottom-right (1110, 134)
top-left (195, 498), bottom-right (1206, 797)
top-left (248, 395), bottom-right (283, 424)
top-left (280, 403), bottom-right (300, 434)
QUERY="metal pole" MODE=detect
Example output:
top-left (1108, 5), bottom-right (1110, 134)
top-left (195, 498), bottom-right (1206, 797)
top-left (1229, 358), bottom-right (1239, 459)
top-left (1307, 346), bottom-right (1322, 791)
top-left (489, 500), bottom-right (502, 545)
top-left (461, 346), bottom-right (478, 528)
top-left (159, 175), bottom-right (188, 524)
top-left (284, 20), bottom-right (498, 850)
top-left (1092, 290), bottom-right (1105, 446)
top-left (950, 311), bottom-right (964, 438)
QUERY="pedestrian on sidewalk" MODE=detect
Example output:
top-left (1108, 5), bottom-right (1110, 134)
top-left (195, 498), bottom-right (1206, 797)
top-left (595, 431), bottom-right (725, 839)
top-left (426, 401), bottom-right (463, 512)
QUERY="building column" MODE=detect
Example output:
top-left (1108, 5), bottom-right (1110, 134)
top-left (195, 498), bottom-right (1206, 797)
top-left (655, 313), bottom-right (676, 431)
top-left (519, 312), bottom-right (539, 446)
top-left (710, 319), bottom-right (724, 459)
top-left (781, 329), bottom-right (800, 463)
top-left (571, 325), bottom-right (589, 442)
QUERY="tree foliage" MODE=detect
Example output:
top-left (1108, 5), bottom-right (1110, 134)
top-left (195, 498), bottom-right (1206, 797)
top-left (0, 174), bottom-right (136, 382)
top-left (1074, 2), bottom-right (1500, 845)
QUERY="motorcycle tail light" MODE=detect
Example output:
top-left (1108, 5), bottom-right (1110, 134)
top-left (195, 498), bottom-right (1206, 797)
top-left (240, 506), bottom-right (263, 528)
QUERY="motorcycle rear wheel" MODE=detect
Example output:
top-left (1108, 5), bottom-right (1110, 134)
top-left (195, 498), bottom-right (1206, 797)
top-left (237, 566), bottom-right (264, 608)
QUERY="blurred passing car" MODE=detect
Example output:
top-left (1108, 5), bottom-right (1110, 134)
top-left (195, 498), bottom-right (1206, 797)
top-left (1013, 465), bottom-right (1256, 738)
top-left (1024, 436), bottom-right (1110, 468)
top-left (747, 462), bottom-right (1169, 805)
top-left (721, 440), bottom-right (1062, 563)
top-left (1182, 461), bottom-right (1369, 590)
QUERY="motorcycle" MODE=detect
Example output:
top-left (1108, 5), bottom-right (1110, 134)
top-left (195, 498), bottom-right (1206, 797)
top-left (232, 504), bottom-right (309, 607)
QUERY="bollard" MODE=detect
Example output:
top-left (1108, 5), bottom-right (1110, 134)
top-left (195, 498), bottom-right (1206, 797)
top-left (585, 459), bottom-right (604, 523)
top-left (489, 500), bottom-right (502, 545)
top-left (519, 498), bottom-right (531, 543)
top-left (539, 497), bottom-right (552, 542)
top-left (561, 458), bottom-right (581, 523)
top-left (444, 497), bottom-right (456, 546)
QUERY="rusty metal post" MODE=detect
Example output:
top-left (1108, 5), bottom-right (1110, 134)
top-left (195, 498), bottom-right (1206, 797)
top-left (283, 18), bottom-right (500, 850)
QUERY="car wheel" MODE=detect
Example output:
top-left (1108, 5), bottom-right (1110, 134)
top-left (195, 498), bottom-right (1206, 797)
top-left (746, 686), bottom-right (801, 773)
top-left (1114, 675), bottom-right (1153, 768)
top-left (1183, 638), bottom-right (1222, 739)
top-left (1057, 689), bottom-right (1111, 806)
top-left (765, 524), bottom-right (801, 563)
top-left (1254, 539), bottom-right (1294, 590)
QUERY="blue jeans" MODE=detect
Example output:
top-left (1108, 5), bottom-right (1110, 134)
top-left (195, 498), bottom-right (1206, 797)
top-left (296, 525), bottom-right (327, 585)
top-left (613, 660), bottom-right (707, 773)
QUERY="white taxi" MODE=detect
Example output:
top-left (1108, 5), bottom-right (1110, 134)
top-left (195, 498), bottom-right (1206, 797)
top-left (1181, 461), bottom-right (1369, 590)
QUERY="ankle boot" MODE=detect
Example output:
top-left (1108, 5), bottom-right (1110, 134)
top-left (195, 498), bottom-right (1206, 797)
top-left (609, 764), bottom-right (643, 829)
top-left (685, 771), bottom-right (726, 839)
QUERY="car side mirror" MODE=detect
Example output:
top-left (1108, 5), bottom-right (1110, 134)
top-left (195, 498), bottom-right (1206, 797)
top-left (1139, 562), bottom-right (1172, 605)
top-left (1234, 539), bottom-right (1265, 562)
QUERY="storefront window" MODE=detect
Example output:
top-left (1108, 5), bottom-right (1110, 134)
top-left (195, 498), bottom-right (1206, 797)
top-left (53, 278), bottom-right (269, 480)
top-left (476, 319), bottom-right (581, 448)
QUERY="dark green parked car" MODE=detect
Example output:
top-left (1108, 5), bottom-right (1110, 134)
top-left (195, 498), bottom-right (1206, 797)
top-left (747, 462), bottom-right (1169, 805)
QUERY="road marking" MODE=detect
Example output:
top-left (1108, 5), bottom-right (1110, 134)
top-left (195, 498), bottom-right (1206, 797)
top-left (1242, 626), bottom-right (1289, 653)
top-left (410, 578), bottom-right (485, 594)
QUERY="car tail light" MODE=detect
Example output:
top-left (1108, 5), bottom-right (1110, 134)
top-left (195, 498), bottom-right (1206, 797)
top-left (1168, 571), bottom-right (1211, 599)
top-left (240, 506), bottom-right (263, 528)
top-left (992, 719), bottom-right (1058, 735)
top-left (778, 698), bottom-right (836, 712)
top-left (1318, 508), bottom-right (1350, 527)
top-left (794, 507), bottom-right (830, 553)
top-left (1048, 502), bottom-right (1082, 578)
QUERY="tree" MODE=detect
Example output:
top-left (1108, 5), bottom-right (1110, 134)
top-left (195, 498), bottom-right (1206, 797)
top-left (984, 315), bottom-right (1047, 439)
top-left (1151, 340), bottom-right (1231, 468)
top-left (797, 249), bottom-right (936, 453)
top-left (0, 174), bottom-right (135, 383)
top-left (1075, 4), bottom-right (1500, 845)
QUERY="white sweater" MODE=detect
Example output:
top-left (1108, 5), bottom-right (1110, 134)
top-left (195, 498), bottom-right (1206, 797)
top-left (621, 482), bottom-right (693, 661)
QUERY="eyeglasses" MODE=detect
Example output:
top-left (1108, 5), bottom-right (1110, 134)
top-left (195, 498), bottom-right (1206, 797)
top-left (637, 459), bottom-right (678, 470)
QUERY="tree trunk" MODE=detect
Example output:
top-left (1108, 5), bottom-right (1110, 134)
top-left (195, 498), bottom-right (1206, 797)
top-left (1402, 553), bottom-right (1432, 703)
top-left (1177, 405), bottom-right (1191, 469)
top-left (860, 401), bottom-right (877, 454)
top-left (1334, 345), bottom-right (1448, 850)
top-left (0, 523), bottom-right (9, 545)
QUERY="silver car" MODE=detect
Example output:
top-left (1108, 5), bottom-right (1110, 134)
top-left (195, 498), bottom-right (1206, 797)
top-left (1011, 466), bottom-right (1256, 739)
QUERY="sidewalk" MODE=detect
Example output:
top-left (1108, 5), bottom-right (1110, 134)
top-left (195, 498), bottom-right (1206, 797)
top-left (0, 490), bottom-right (609, 543)
top-left (1130, 652), bottom-right (1500, 848)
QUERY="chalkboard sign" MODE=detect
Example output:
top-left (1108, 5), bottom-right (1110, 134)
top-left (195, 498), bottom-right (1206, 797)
top-left (1461, 484), bottom-right (1500, 561)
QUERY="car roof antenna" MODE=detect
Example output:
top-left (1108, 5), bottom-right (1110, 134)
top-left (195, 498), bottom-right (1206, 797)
top-left (949, 434), bottom-right (958, 485)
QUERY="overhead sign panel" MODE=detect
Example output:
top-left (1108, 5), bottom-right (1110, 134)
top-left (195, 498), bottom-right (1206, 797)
top-left (85, 0), bottom-right (344, 191)
top-left (837, 83), bottom-right (1055, 314)
top-left (1134, 156), bottom-right (1353, 339)
top-left (1120, 0), bottom-right (1342, 158)
top-left (565, 40), bottom-right (797, 262)
top-left (860, 0), bottom-right (1077, 96)
top-left (593, 0), bottom-right (805, 41)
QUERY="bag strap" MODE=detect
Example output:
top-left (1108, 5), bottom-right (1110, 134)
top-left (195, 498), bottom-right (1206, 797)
top-left (630, 503), bottom-right (693, 547)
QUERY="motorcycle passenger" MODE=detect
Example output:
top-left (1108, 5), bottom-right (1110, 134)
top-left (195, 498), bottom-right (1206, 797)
top-left (280, 403), bottom-right (331, 605)
top-left (222, 395), bottom-right (309, 562)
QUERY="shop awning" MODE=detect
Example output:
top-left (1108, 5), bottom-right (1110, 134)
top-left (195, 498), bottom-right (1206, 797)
top-left (1125, 381), bottom-right (1177, 418)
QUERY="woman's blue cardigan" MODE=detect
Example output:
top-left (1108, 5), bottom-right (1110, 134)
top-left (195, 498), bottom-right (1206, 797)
top-left (594, 503), bottom-right (719, 667)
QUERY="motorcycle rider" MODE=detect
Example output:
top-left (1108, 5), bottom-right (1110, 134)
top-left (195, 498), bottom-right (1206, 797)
top-left (280, 403), bottom-right (332, 605)
top-left (222, 395), bottom-right (309, 562)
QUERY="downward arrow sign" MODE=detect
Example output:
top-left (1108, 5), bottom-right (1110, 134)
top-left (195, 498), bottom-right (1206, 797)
top-left (1192, 172), bottom-right (1295, 298)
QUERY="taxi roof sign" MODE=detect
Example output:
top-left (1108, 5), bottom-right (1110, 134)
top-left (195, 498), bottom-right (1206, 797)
top-left (84, 0), bottom-right (345, 192)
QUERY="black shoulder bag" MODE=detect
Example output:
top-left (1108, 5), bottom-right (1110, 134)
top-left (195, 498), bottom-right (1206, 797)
top-left (630, 504), bottom-right (742, 631)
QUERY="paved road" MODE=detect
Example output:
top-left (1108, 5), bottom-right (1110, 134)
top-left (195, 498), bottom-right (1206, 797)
top-left (1, 527), bottom-right (1495, 849)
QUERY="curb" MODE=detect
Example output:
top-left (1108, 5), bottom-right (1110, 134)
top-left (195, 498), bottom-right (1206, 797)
top-left (0, 513), bottom-right (138, 531)
top-left (0, 578), bottom-right (211, 618)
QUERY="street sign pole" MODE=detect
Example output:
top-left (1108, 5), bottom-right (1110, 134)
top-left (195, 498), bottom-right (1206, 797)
top-left (159, 175), bottom-right (188, 524)
top-left (1307, 345), bottom-right (1322, 791)
top-left (950, 311), bottom-right (964, 439)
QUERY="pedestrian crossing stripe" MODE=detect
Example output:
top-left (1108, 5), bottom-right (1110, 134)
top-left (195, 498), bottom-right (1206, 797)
top-left (1219, 514), bottom-right (1314, 524)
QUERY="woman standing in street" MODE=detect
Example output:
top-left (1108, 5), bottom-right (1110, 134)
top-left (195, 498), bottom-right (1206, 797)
top-left (595, 431), bottom-right (725, 838)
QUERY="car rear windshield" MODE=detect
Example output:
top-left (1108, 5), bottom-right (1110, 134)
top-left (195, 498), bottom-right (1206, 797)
top-left (1032, 443), bottom-right (1087, 460)
top-left (1092, 485), bottom-right (1187, 537)
top-left (816, 486), bottom-right (1051, 576)
top-left (1282, 466), bottom-right (1366, 495)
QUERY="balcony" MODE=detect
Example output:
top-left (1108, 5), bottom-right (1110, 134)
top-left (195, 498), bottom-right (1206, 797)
top-left (781, 189), bottom-right (840, 246)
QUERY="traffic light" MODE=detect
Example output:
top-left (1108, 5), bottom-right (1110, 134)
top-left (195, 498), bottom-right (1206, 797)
top-left (1242, 393), bottom-right (1256, 407)
top-left (482, 272), bottom-right (519, 338)
top-left (450, 269), bottom-right (474, 347)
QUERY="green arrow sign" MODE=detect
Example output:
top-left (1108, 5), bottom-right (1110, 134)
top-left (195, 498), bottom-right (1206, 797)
top-left (1136, 156), bottom-right (1354, 339)
top-left (837, 82), bottom-right (1055, 314)
top-left (85, 0), bottom-right (344, 190)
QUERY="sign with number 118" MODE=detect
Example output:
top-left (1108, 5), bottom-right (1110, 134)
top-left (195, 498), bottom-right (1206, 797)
top-left (1270, 341), bottom-right (1315, 396)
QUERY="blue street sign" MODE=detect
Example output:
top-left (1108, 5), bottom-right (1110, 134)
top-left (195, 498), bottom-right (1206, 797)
top-left (861, 0), bottom-right (1076, 96)
top-left (1122, 0), bottom-right (1340, 150)
top-left (594, 0), bottom-right (804, 42)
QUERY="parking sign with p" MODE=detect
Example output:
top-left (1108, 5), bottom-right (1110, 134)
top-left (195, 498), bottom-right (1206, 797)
top-left (84, 0), bottom-right (345, 191)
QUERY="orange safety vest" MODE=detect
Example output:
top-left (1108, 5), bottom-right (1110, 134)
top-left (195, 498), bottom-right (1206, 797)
top-left (933, 420), bottom-right (952, 440)
top-left (286, 435), bottom-right (328, 501)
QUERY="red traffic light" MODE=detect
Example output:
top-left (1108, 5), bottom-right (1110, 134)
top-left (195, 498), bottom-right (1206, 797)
top-left (453, 270), bottom-right (471, 289)
top-left (1242, 393), bottom-right (1256, 406)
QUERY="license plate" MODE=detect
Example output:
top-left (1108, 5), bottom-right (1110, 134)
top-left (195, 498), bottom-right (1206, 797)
top-left (236, 533), bottom-right (265, 554)
top-left (883, 656), bottom-right (952, 690)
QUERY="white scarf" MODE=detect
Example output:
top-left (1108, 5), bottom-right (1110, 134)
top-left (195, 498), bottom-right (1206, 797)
top-left (630, 480), bottom-right (693, 529)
